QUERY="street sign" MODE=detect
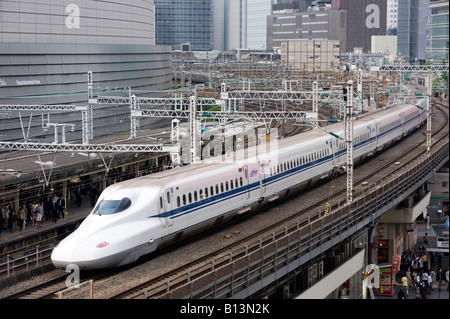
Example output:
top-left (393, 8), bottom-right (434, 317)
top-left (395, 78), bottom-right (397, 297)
top-left (437, 237), bottom-right (449, 248)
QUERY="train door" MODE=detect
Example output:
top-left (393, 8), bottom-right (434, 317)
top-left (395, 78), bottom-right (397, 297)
top-left (158, 189), bottom-right (173, 228)
top-left (367, 125), bottom-right (374, 156)
top-left (164, 188), bottom-right (173, 227)
top-left (400, 113), bottom-right (405, 137)
top-left (258, 160), bottom-right (267, 196)
top-left (374, 122), bottom-right (380, 151)
top-left (158, 194), bottom-right (167, 228)
top-left (330, 139), bottom-right (337, 168)
top-left (243, 165), bottom-right (250, 199)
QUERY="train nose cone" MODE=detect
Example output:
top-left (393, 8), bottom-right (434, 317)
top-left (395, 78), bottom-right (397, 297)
top-left (50, 233), bottom-right (127, 270)
top-left (51, 236), bottom-right (82, 269)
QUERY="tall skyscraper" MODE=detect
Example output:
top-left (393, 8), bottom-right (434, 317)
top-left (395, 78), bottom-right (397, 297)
top-left (387, 0), bottom-right (399, 31)
top-left (397, 0), bottom-right (430, 62)
top-left (346, 0), bottom-right (387, 53)
top-left (426, 0), bottom-right (449, 62)
top-left (212, 0), bottom-right (247, 51)
top-left (155, 0), bottom-right (213, 51)
top-left (247, 0), bottom-right (273, 49)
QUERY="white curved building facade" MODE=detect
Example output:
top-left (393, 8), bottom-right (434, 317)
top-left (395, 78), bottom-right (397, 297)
top-left (0, 0), bottom-right (172, 142)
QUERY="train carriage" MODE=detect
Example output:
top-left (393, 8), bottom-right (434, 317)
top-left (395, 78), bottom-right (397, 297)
top-left (51, 101), bottom-right (426, 270)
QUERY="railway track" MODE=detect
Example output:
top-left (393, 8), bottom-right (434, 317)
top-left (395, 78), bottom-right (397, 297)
top-left (108, 100), bottom-right (449, 299)
top-left (4, 100), bottom-right (448, 299)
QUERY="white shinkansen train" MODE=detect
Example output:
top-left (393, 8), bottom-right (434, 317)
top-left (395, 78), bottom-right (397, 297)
top-left (51, 101), bottom-right (426, 270)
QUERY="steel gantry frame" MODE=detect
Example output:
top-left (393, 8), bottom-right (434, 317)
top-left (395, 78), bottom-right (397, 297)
top-left (345, 81), bottom-right (354, 205)
top-left (377, 65), bottom-right (449, 72)
top-left (0, 70), bottom-right (357, 165)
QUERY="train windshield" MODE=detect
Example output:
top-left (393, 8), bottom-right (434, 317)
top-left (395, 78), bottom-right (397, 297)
top-left (92, 198), bottom-right (132, 215)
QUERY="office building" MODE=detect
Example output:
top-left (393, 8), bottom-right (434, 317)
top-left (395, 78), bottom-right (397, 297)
top-left (280, 39), bottom-right (341, 71)
top-left (397, 0), bottom-right (431, 63)
top-left (346, 0), bottom-right (387, 53)
top-left (155, 0), bottom-right (213, 51)
top-left (387, 0), bottom-right (399, 32)
top-left (247, 0), bottom-right (273, 50)
top-left (426, 0), bottom-right (449, 62)
top-left (267, 9), bottom-right (347, 52)
top-left (212, 0), bottom-right (247, 51)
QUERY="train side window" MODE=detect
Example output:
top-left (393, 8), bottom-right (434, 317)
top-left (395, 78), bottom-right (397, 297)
top-left (221, 183), bottom-right (224, 193)
top-left (177, 196), bottom-right (180, 207)
top-left (216, 184), bottom-right (219, 194)
top-left (210, 186), bottom-right (214, 196)
top-left (183, 194), bottom-right (186, 205)
top-left (230, 180), bottom-right (234, 189)
top-left (240, 177), bottom-right (243, 186)
top-left (205, 187), bottom-right (209, 198)
top-left (159, 196), bottom-right (163, 210)
top-left (188, 193), bottom-right (192, 203)
top-left (166, 191), bottom-right (170, 204)
top-left (235, 178), bottom-right (238, 187)
top-left (194, 191), bottom-right (197, 202)
top-left (199, 189), bottom-right (203, 199)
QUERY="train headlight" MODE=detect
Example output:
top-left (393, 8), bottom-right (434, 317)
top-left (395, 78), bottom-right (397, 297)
top-left (96, 241), bottom-right (109, 248)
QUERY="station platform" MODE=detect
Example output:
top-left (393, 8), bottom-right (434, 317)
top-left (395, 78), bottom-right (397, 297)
top-left (0, 195), bottom-right (92, 247)
top-left (377, 216), bottom-right (449, 300)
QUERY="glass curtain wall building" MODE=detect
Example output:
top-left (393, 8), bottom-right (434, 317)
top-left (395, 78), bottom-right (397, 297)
top-left (397, 0), bottom-right (431, 63)
top-left (426, 0), bottom-right (449, 62)
top-left (155, 0), bottom-right (213, 51)
top-left (212, 0), bottom-right (247, 51)
top-left (247, 0), bottom-right (273, 50)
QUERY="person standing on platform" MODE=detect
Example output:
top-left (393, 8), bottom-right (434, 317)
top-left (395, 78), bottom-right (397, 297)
top-left (398, 286), bottom-right (406, 299)
top-left (52, 196), bottom-right (58, 223)
top-left (76, 186), bottom-right (82, 207)
top-left (2, 204), bottom-right (8, 231)
top-left (59, 195), bottom-right (66, 219)
top-left (37, 201), bottom-right (44, 228)
top-left (9, 210), bottom-right (17, 232)
top-left (427, 273), bottom-right (433, 295)
top-left (18, 204), bottom-right (26, 230)
top-left (420, 281), bottom-right (427, 299)
top-left (44, 196), bottom-right (52, 221)
top-left (401, 275), bottom-right (409, 297)
top-left (406, 267), bottom-right (413, 288)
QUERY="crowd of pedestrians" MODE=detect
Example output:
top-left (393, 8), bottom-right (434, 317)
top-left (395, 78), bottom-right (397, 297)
top-left (396, 239), bottom-right (449, 299)
top-left (0, 194), bottom-right (66, 234)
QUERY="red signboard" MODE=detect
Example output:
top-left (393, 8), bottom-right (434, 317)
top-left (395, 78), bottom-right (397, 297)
top-left (392, 255), bottom-right (401, 274)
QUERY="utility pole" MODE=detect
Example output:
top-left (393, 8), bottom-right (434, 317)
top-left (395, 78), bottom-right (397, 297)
top-left (313, 81), bottom-right (319, 127)
top-left (357, 69), bottom-right (363, 113)
top-left (426, 72), bottom-right (432, 154)
top-left (190, 95), bottom-right (199, 164)
top-left (87, 71), bottom-right (94, 141)
top-left (345, 80), bottom-right (354, 205)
